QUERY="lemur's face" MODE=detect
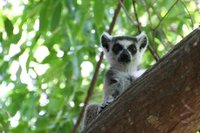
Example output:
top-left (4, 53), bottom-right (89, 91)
top-left (101, 32), bottom-right (148, 66)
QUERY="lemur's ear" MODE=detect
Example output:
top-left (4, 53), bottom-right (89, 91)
top-left (136, 32), bottom-right (148, 51)
top-left (101, 32), bottom-right (112, 52)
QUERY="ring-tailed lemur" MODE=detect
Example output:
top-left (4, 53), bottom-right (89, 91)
top-left (83, 32), bottom-right (148, 129)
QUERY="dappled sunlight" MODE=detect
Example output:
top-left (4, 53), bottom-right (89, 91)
top-left (34, 45), bottom-right (50, 63)
top-left (0, 82), bottom-right (14, 98)
top-left (41, 83), bottom-right (48, 90)
top-left (56, 50), bottom-right (64, 58)
top-left (81, 61), bottom-right (93, 77)
top-left (9, 111), bottom-right (21, 128)
top-left (28, 69), bottom-right (37, 79)
top-left (1, 0), bottom-right (24, 17)
top-left (9, 60), bottom-right (19, 81)
top-left (38, 110), bottom-right (46, 116)
top-left (39, 93), bottom-right (49, 107)
top-left (69, 101), bottom-right (75, 108)
top-left (8, 44), bottom-right (21, 57)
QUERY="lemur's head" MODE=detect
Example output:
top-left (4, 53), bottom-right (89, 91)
top-left (101, 32), bottom-right (148, 69)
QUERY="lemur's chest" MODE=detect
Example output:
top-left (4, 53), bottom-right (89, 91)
top-left (114, 71), bottom-right (135, 83)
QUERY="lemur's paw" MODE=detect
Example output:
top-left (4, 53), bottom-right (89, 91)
top-left (97, 103), bottom-right (107, 114)
top-left (97, 99), bottom-right (114, 114)
top-left (97, 106), bottom-right (103, 114)
top-left (107, 96), bottom-right (114, 103)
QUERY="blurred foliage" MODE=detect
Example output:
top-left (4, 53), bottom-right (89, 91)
top-left (0, 0), bottom-right (199, 132)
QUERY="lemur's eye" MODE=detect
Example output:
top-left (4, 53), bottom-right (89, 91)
top-left (112, 43), bottom-right (123, 54)
top-left (128, 44), bottom-right (137, 55)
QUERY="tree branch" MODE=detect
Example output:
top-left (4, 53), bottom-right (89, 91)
top-left (132, 0), bottom-right (141, 33)
top-left (153, 0), bottom-right (179, 31)
top-left (180, 0), bottom-right (194, 29)
top-left (71, 0), bottom-right (124, 132)
top-left (132, 0), bottom-right (160, 62)
top-left (119, 0), bottom-right (135, 26)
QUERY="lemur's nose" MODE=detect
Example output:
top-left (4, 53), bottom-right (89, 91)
top-left (121, 49), bottom-right (129, 57)
top-left (119, 50), bottom-right (131, 63)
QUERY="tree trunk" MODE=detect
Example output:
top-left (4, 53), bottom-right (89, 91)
top-left (82, 27), bottom-right (200, 133)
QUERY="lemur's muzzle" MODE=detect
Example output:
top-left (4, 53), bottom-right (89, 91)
top-left (118, 50), bottom-right (131, 63)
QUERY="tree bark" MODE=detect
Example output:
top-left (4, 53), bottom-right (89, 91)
top-left (82, 27), bottom-right (200, 133)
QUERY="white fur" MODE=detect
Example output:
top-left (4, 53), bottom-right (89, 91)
top-left (116, 40), bottom-right (133, 48)
top-left (102, 32), bottom-right (112, 40)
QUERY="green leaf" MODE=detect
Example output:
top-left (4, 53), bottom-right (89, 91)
top-left (124, 0), bottom-right (132, 11)
top-left (39, 1), bottom-right (49, 32)
top-left (12, 31), bottom-right (22, 44)
top-left (35, 116), bottom-right (48, 130)
top-left (48, 96), bottom-right (64, 113)
top-left (10, 121), bottom-right (29, 133)
top-left (51, 2), bottom-right (62, 31)
top-left (0, 32), bottom-right (2, 42)
top-left (0, 111), bottom-right (9, 131)
top-left (94, 0), bottom-right (105, 26)
top-left (3, 30), bottom-right (22, 45)
top-left (4, 17), bottom-right (13, 37)
top-left (7, 84), bottom-right (28, 116)
top-left (20, 92), bottom-right (38, 120)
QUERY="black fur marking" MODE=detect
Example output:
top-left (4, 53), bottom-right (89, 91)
top-left (112, 90), bottom-right (119, 98)
top-left (113, 36), bottom-right (137, 42)
top-left (140, 37), bottom-right (147, 50)
top-left (102, 43), bottom-right (109, 52)
top-left (98, 101), bottom-right (110, 113)
top-left (128, 44), bottom-right (137, 55)
top-left (101, 34), bottom-right (110, 52)
top-left (128, 75), bottom-right (135, 82)
top-left (100, 106), bottom-right (105, 109)
top-left (112, 43), bottom-right (123, 55)
top-left (118, 49), bottom-right (131, 63)
top-left (110, 78), bottom-right (117, 84)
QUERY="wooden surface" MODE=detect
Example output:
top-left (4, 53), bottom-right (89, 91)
top-left (82, 27), bottom-right (200, 133)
